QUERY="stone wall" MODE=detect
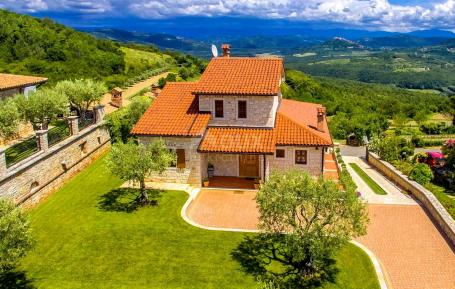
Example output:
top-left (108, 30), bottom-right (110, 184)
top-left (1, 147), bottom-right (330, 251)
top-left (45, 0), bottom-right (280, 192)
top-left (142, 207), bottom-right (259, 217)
top-left (0, 122), bottom-right (110, 207)
top-left (0, 87), bottom-right (20, 100)
top-left (138, 136), bottom-right (202, 186)
top-left (199, 94), bottom-right (279, 128)
top-left (266, 146), bottom-right (324, 177)
top-left (368, 151), bottom-right (455, 246)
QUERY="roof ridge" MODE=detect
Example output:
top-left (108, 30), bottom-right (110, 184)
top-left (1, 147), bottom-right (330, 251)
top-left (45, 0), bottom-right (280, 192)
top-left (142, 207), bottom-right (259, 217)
top-left (276, 112), bottom-right (332, 144)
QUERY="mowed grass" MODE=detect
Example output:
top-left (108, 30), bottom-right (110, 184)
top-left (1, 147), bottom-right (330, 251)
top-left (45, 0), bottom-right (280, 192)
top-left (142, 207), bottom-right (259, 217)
top-left (19, 155), bottom-right (380, 289)
top-left (349, 163), bottom-right (387, 195)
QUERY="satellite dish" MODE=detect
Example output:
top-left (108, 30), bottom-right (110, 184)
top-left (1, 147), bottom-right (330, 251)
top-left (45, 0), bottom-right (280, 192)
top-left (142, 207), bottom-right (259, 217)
top-left (211, 44), bottom-right (218, 58)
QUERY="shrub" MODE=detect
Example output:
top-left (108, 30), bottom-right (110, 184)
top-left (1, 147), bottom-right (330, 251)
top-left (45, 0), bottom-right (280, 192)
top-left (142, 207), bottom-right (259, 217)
top-left (392, 160), bottom-right (415, 175)
top-left (419, 122), bottom-right (447, 134)
top-left (409, 163), bottom-right (434, 185)
top-left (369, 135), bottom-right (414, 162)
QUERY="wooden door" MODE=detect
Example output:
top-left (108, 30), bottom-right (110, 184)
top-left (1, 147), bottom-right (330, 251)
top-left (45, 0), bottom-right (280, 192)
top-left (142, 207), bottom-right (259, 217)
top-left (239, 155), bottom-right (259, 178)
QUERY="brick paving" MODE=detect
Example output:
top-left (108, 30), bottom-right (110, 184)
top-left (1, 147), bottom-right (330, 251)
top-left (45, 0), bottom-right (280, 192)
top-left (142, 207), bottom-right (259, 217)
top-left (187, 190), bottom-right (455, 289)
top-left (358, 204), bottom-right (455, 289)
top-left (187, 189), bottom-right (258, 230)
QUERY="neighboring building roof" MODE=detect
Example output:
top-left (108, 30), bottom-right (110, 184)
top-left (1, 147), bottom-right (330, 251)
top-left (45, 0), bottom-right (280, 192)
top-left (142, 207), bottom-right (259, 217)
top-left (131, 82), bottom-right (210, 137)
top-left (198, 127), bottom-right (276, 154)
top-left (192, 57), bottom-right (284, 96)
top-left (0, 73), bottom-right (48, 91)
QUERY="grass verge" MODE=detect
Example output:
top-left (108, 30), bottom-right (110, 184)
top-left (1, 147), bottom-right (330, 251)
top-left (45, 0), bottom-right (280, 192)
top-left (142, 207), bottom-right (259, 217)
top-left (349, 163), bottom-right (387, 195)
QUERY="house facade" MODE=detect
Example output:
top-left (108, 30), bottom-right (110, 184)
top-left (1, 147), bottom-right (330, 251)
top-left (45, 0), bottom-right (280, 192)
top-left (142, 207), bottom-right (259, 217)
top-left (0, 73), bottom-right (48, 100)
top-left (132, 48), bottom-right (333, 187)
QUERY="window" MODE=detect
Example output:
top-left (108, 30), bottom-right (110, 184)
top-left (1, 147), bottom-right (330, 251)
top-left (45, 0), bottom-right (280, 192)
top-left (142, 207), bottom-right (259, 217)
top-left (295, 150), bottom-right (307, 164)
top-left (215, 100), bottom-right (224, 118)
top-left (176, 149), bottom-right (186, 169)
top-left (238, 100), bottom-right (247, 119)
top-left (276, 149), bottom-right (285, 158)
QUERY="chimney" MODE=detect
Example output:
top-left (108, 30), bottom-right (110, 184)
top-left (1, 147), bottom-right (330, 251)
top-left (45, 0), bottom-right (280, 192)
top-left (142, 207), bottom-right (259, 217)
top-left (151, 84), bottom-right (160, 98)
top-left (222, 44), bottom-right (231, 57)
top-left (317, 107), bottom-right (326, 132)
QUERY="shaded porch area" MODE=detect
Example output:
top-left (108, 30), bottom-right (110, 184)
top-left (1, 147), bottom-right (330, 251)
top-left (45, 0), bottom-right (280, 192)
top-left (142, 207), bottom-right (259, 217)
top-left (207, 176), bottom-right (258, 190)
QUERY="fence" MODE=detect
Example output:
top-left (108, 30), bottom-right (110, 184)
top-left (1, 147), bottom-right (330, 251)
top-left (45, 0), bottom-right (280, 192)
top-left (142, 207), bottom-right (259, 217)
top-left (1, 106), bottom-right (105, 170)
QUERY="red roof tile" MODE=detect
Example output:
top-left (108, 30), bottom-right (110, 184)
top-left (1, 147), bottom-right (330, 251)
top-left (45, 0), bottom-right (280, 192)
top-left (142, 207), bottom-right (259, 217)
top-left (275, 99), bottom-right (332, 146)
top-left (199, 127), bottom-right (276, 154)
top-left (131, 82), bottom-right (210, 137)
top-left (193, 57), bottom-right (284, 96)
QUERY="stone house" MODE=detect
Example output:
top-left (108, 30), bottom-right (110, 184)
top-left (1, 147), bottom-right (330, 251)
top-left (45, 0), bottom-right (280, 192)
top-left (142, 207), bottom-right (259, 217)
top-left (0, 73), bottom-right (48, 100)
top-left (132, 47), bottom-right (333, 187)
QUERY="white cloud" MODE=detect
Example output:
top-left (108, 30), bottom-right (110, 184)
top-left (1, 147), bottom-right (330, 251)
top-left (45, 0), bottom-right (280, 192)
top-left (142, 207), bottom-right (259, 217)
top-left (2, 0), bottom-right (455, 31)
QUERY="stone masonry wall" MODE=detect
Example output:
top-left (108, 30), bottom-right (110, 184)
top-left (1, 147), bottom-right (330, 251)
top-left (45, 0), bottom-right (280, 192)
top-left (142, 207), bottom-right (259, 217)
top-left (266, 146), bottom-right (324, 177)
top-left (138, 136), bottom-right (202, 186)
top-left (368, 151), bottom-right (455, 246)
top-left (199, 94), bottom-right (279, 128)
top-left (207, 153), bottom-right (239, 176)
top-left (0, 123), bottom-right (111, 207)
top-left (0, 88), bottom-right (20, 100)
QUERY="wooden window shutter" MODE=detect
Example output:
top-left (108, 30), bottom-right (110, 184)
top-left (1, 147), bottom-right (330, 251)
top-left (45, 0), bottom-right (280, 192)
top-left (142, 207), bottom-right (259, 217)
top-left (176, 149), bottom-right (185, 169)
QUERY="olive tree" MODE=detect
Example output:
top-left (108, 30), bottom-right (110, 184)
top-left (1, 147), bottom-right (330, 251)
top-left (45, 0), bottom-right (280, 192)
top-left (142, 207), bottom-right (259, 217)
top-left (14, 88), bottom-right (69, 130)
top-left (0, 198), bottom-right (34, 272)
top-left (0, 98), bottom-right (20, 140)
top-left (232, 170), bottom-right (368, 288)
top-left (55, 79), bottom-right (106, 121)
top-left (106, 140), bottom-right (175, 205)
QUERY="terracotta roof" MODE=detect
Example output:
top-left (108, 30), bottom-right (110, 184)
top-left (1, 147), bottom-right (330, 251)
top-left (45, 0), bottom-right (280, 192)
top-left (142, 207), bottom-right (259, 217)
top-left (199, 127), bottom-right (275, 154)
top-left (198, 100), bottom-right (332, 154)
top-left (131, 82), bottom-right (210, 137)
top-left (193, 57), bottom-right (284, 96)
top-left (0, 73), bottom-right (47, 91)
top-left (275, 99), bottom-right (332, 146)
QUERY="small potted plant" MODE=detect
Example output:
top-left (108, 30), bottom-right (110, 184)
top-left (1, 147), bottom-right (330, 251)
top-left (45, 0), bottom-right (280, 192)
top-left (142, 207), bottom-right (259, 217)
top-left (203, 177), bottom-right (210, 187)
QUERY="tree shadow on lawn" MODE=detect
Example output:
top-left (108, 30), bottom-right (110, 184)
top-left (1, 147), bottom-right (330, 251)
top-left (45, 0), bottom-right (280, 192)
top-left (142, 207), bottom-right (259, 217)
top-left (98, 188), bottom-right (162, 213)
top-left (0, 269), bottom-right (35, 289)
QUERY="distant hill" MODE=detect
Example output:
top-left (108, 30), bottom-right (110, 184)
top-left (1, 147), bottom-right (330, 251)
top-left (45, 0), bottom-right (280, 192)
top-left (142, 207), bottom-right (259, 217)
top-left (358, 35), bottom-right (448, 49)
top-left (0, 10), bottom-right (193, 88)
top-left (85, 28), bottom-right (206, 51)
top-left (318, 37), bottom-right (365, 50)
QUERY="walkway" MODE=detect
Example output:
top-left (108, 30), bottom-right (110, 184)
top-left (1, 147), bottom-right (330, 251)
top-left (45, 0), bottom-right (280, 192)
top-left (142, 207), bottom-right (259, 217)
top-left (339, 149), bottom-right (455, 289)
top-left (101, 72), bottom-right (168, 114)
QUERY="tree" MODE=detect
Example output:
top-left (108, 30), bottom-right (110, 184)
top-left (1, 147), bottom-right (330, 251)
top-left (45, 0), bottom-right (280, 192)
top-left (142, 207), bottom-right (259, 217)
top-left (232, 170), bottom-right (367, 288)
top-left (55, 79), bottom-right (106, 121)
top-left (106, 140), bottom-right (175, 205)
top-left (369, 135), bottom-right (414, 162)
top-left (0, 98), bottom-right (20, 140)
top-left (0, 198), bottom-right (34, 272)
top-left (14, 88), bottom-right (68, 130)
top-left (105, 95), bottom-right (152, 143)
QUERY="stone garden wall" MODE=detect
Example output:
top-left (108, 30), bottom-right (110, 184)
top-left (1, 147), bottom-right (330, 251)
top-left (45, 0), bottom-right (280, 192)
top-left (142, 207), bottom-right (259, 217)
top-left (367, 151), bottom-right (455, 246)
top-left (0, 107), bottom-right (110, 207)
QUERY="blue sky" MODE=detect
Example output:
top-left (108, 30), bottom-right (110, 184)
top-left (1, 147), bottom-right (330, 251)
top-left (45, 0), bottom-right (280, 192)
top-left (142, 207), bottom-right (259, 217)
top-left (1, 0), bottom-right (455, 32)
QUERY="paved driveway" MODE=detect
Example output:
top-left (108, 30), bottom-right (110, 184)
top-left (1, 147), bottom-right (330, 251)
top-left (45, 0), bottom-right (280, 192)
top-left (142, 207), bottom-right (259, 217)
top-left (186, 161), bottom-right (455, 289)
top-left (186, 188), bottom-right (258, 230)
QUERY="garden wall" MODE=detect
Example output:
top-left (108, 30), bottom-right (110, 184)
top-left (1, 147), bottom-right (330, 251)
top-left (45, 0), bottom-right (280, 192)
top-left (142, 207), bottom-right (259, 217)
top-left (367, 151), bottom-right (455, 246)
top-left (0, 121), bottom-right (110, 207)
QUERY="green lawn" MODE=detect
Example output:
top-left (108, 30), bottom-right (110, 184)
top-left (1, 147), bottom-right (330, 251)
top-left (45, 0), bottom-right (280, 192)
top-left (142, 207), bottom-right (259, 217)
top-left (15, 155), bottom-right (380, 289)
top-left (349, 163), bottom-right (388, 195)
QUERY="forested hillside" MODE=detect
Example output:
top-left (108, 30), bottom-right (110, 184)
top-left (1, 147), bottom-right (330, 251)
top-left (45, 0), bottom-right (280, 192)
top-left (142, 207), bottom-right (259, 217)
top-left (0, 10), bottom-right (205, 88)
top-left (282, 70), bottom-right (452, 140)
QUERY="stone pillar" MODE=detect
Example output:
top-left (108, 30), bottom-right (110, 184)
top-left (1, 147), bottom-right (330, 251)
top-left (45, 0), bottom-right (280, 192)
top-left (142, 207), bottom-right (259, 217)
top-left (94, 105), bottom-right (105, 123)
top-left (36, 130), bottom-right (49, 151)
top-left (67, 115), bottom-right (79, 135)
top-left (0, 148), bottom-right (6, 176)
